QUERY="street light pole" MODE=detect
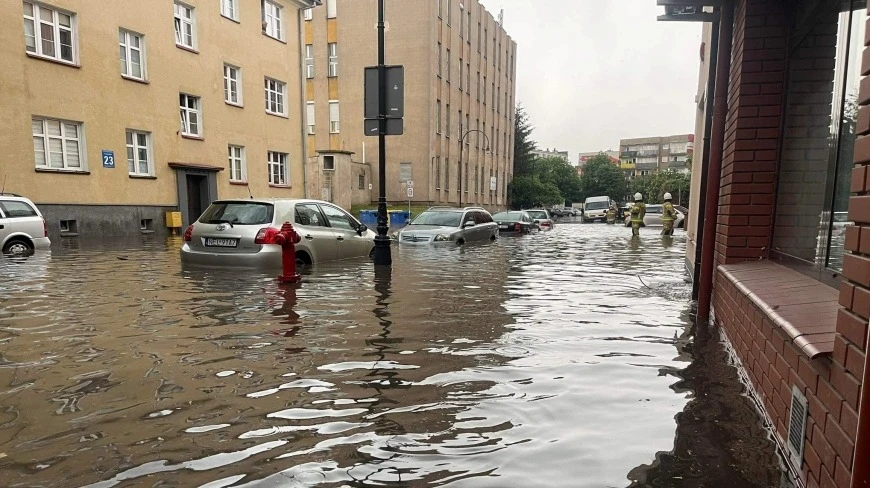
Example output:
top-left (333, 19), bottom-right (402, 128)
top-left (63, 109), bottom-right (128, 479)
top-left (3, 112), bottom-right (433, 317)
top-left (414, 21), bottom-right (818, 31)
top-left (373, 0), bottom-right (391, 266)
top-left (458, 127), bottom-right (491, 208)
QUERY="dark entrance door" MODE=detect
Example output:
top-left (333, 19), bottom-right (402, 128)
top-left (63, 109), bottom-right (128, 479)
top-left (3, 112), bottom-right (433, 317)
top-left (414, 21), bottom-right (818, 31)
top-left (186, 174), bottom-right (207, 223)
top-left (170, 163), bottom-right (222, 227)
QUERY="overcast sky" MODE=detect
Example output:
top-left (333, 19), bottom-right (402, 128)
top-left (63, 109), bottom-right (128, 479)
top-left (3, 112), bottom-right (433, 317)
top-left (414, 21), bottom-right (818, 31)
top-left (479, 0), bottom-right (703, 161)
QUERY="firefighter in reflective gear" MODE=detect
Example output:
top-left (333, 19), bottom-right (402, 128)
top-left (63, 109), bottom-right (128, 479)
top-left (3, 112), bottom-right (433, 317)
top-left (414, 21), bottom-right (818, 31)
top-left (630, 192), bottom-right (646, 237)
top-left (661, 192), bottom-right (677, 236)
top-left (606, 205), bottom-right (617, 224)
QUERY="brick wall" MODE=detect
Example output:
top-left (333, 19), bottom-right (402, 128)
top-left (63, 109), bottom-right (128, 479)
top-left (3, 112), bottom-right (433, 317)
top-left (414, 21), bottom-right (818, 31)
top-left (715, 0), bottom-right (787, 265)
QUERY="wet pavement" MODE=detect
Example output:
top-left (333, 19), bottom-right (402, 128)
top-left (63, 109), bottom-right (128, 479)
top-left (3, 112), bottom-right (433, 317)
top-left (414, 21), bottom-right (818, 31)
top-left (0, 222), bottom-right (788, 487)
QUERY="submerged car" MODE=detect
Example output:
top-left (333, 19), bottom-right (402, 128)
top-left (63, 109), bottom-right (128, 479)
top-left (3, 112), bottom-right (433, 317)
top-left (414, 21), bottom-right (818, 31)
top-left (624, 204), bottom-right (685, 229)
top-left (525, 209), bottom-right (555, 230)
top-left (492, 211), bottom-right (538, 235)
top-left (180, 199), bottom-right (375, 267)
top-left (396, 206), bottom-right (498, 244)
top-left (0, 193), bottom-right (50, 255)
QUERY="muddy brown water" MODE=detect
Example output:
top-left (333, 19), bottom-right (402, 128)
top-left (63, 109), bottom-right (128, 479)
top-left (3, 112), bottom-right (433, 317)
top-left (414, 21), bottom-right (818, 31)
top-left (1, 224), bottom-right (788, 487)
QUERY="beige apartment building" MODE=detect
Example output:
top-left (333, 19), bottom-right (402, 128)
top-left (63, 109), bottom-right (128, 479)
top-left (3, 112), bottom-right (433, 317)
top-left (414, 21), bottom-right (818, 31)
top-left (0, 0), bottom-right (316, 238)
top-left (302, 0), bottom-right (517, 210)
top-left (619, 134), bottom-right (694, 178)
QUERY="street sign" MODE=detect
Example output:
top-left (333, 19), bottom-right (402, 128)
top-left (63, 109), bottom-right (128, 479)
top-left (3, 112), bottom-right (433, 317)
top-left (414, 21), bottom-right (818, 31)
top-left (102, 150), bottom-right (115, 168)
top-left (490, 176), bottom-right (497, 191)
top-left (364, 66), bottom-right (404, 119)
top-left (364, 118), bottom-right (403, 136)
top-left (407, 187), bottom-right (413, 198)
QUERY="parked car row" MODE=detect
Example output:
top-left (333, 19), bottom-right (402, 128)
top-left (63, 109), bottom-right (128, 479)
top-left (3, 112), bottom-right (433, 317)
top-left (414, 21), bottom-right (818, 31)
top-left (0, 193), bottom-right (50, 255)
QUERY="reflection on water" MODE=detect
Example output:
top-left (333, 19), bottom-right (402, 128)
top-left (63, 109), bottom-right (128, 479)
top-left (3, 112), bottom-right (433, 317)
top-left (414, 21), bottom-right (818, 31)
top-left (0, 226), bottom-right (774, 487)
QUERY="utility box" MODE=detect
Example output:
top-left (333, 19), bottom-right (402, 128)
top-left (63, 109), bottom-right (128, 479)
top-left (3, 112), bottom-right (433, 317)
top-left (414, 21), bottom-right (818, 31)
top-left (165, 211), bottom-right (183, 229)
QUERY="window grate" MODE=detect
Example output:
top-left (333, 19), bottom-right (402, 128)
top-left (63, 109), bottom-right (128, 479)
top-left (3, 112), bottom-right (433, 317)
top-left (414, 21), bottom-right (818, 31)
top-left (787, 386), bottom-right (808, 468)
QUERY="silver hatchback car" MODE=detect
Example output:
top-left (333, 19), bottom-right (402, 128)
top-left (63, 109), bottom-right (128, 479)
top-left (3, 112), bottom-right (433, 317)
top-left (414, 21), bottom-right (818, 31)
top-left (180, 199), bottom-right (376, 267)
top-left (0, 194), bottom-right (51, 254)
top-left (396, 206), bottom-right (498, 244)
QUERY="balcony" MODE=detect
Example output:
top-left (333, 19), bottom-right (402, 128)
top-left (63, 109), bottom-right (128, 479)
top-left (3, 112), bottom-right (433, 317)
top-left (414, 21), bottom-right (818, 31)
top-left (636, 162), bottom-right (659, 170)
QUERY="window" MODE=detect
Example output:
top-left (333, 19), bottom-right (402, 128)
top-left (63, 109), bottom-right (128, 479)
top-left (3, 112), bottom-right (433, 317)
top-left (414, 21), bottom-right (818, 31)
top-left (59, 219), bottom-right (77, 234)
top-left (445, 157), bottom-right (450, 190)
top-left (305, 44), bottom-right (314, 78)
top-left (23, 1), bottom-right (76, 63)
top-left (126, 129), bottom-right (152, 176)
top-left (446, 48), bottom-right (451, 82)
top-left (465, 113), bottom-right (470, 144)
top-left (174, 2), bottom-right (196, 50)
top-left (306, 102), bottom-right (315, 134)
top-left (477, 21), bottom-right (481, 52)
top-left (119, 29), bottom-right (145, 80)
top-left (467, 11), bottom-right (472, 42)
top-left (437, 0), bottom-right (442, 18)
top-left (2, 201), bottom-right (38, 218)
top-left (304, 7), bottom-right (313, 21)
top-left (328, 43), bottom-right (338, 77)
top-left (465, 161), bottom-right (469, 191)
top-left (221, 0), bottom-right (238, 21)
top-left (264, 78), bottom-right (286, 116)
top-left (263, 0), bottom-right (284, 40)
top-left (474, 164), bottom-right (478, 193)
top-left (435, 101), bottom-right (441, 134)
top-left (32, 117), bottom-right (84, 170)
top-left (459, 60), bottom-right (464, 90)
top-left (446, 103), bottom-right (451, 135)
top-left (224, 64), bottom-right (242, 105)
top-left (296, 203), bottom-right (326, 226)
top-left (228, 145), bottom-right (246, 182)
top-left (358, 174), bottom-right (365, 190)
top-left (477, 71), bottom-right (481, 100)
top-left (329, 101), bottom-right (340, 133)
top-left (326, 0), bottom-right (336, 18)
top-left (437, 42), bottom-right (442, 77)
top-left (466, 63), bottom-right (471, 93)
top-left (435, 157), bottom-right (441, 189)
top-left (399, 162), bottom-right (412, 183)
top-left (460, 5), bottom-right (465, 37)
top-left (483, 76), bottom-right (487, 103)
top-left (446, 0), bottom-right (451, 25)
top-left (323, 155), bottom-right (335, 171)
top-left (141, 219), bottom-right (154, 232)
top-left (484, 27), bottom-right (488, 57)
top-left (179, 93), bottom-right (201, 137)
top-left (321, 204), bottom-right (356, 231)
top-left (268, 151), bottom-right (288, 186)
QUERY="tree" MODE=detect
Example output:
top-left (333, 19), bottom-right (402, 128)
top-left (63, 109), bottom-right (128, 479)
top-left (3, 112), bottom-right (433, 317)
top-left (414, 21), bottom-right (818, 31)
top-left (631, 171), bottom-right (691, 205)
top-left (534, 156), bottom-right (582, 203)
top-left (508, 175), bottom-right (563, 209)
top-left (579, 154), bottom-right (627, 202)
top-left (513, 104), bottom-right (537, 176)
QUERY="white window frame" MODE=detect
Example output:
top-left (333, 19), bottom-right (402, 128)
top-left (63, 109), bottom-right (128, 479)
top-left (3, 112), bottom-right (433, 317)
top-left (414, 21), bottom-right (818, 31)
top-left (268, 151), bottom-right (289, 186)
top-left (126, 129), bottom-right (153, 177)
top-left (32, 117), bottom-right (86, 171)
top-left (221, 0), bottom-right (239, 21)
top-left (223, 64), bottom-right (242, 106)
top-left (174, 2), bottom-right (196, 50)
top-left (327, 43), bottom-right (338, 77)
top-left (23, 1), bottom-right (77, 64)
top-left (305, 44), bottom-right (314, 79)
top-left (264, 77), bottom-right (287, 116)
top-left (306, 101), bottom-right (316, 135)
top-left (228, 145), bottom-right (247, 182)
top-left (326, 0), bottom-right (337, 18)
top-left (179, 93), bottom-right (202, 137)
top-left (328, 101), bottom-right (340, 134)
top-left (119, 29), bottom-right (146, 81)
top-left (263, 0), bottom-right (284, 41)
top-left (304, 7), bottom-right (313, 21)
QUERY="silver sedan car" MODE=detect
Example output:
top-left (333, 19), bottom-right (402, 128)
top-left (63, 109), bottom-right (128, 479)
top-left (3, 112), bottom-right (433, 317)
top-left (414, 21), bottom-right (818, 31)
top-left (624, 204), bottom-right (685, 229)
top-left (181, 198), bottom-right (375, 267)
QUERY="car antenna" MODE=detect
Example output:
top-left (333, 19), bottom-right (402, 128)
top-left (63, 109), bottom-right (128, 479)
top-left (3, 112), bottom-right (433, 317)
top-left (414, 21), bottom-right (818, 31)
top-left (0, 174), bottom-right (6, 194)
top-left (247, 184), bottom-right (254, 200)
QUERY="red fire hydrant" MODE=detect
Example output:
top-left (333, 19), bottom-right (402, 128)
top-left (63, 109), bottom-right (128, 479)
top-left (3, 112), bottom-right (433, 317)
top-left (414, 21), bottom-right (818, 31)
top-left (272, 222), bottom-right (302, 284)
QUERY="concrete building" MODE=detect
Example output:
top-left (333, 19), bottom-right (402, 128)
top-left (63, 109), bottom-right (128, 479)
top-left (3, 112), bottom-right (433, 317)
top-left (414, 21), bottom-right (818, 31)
top-left (530, 147), bottom-right (569, 162)
top-left (576, 150), bottom-right (619, 175)
top-left (618, 134), bottom-right (694, 178)
top-left (302, 0), bottom-right (517, 210)
top-left (670, 2), bottom-right (870, 487)
top-left (0, 0), bottom-right (318, 239)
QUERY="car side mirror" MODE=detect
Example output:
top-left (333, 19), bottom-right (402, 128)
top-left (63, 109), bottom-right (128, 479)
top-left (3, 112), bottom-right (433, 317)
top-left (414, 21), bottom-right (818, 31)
top-left (357, 224), bottom-right (368, 235)
top-left (464, 220), bottom-right (476, 228)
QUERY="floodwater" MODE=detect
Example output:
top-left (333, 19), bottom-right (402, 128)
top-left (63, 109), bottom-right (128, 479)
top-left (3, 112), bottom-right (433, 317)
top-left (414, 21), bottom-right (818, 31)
top-left (0, 223), bottom-right (786, 487)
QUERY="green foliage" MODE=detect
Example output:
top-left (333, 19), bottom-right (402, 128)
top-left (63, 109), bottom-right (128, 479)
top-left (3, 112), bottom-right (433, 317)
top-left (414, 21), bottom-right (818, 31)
top-left (508, 175), bottom-right (563, 209)
top-left (579, 154), bottom-right (627, 202)
top-left (533, 156), bottom-right (582, 203)
top-left (513, 104), bottom-right (538, 176)
top-left (630, 171), bottom-right (691, 205)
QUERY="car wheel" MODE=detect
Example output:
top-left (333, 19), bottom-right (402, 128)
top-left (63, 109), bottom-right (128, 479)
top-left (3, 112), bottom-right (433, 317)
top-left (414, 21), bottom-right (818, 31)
top-left (2, 239), bottom-right (34, 255)
top-left (456, 239), bottom-right (465, 246)
top-left (295, 251), bottom-right (312, 268)
top-left (490, 234), bottom-right (497, 241)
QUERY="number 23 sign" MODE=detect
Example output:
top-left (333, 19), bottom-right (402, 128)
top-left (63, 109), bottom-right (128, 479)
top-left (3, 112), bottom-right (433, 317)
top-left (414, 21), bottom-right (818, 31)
top-left (102, 150), bottom-right (115, 168)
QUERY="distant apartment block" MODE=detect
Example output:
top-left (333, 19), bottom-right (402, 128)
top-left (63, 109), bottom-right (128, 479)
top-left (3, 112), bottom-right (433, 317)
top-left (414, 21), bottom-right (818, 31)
top-left (577, 150), bottom-right (620, 175)
top-left (531, 148), bottom-right (570, 162)
top-left (619, 134), bottom-right (694, 178)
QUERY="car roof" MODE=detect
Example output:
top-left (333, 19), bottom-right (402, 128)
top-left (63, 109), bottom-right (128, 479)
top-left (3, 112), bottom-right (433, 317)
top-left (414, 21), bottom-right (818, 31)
top-left (0, 194), bottom-right (35, 203)
top-left (211, 198), bottom-right (332, 206)
top-left (424, 206), bottom-right (486, 212)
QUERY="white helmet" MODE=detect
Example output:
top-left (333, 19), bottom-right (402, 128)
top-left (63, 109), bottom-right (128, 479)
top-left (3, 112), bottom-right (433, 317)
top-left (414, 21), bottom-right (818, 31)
top-left (634, 192), bottom-right (642, 201)
top-left (663, 192), bottom-right (672, 200)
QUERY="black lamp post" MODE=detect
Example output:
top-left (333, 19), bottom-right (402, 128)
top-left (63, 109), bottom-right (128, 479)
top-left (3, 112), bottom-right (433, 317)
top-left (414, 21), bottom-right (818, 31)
top-left (457, 124), bottom-right (491, 207)
top-left (372, 0), bottom-right (391, 266)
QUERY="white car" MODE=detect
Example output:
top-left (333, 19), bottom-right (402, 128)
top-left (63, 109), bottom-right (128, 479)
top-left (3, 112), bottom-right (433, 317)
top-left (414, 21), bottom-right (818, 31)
top-left (181, 198), bottom-right (375, 268)
top-left (0, 193), bottom-right (51, 254)
top-left (525, 209), bottom-right (555, 230)
top-left (624, 204), bottom-right (685, 229)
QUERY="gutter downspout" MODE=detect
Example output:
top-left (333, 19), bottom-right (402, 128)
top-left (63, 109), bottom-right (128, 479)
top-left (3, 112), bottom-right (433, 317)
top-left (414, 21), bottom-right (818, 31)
top-left (692, 8), bottom-right (721, 300)
top-left (297, 8), bottom-right (309, 198)
top-left (696, 1), bottom-right (734, 323)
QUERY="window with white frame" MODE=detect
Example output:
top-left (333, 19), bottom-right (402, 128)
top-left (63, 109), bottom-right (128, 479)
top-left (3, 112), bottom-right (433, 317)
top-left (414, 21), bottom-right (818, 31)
top-left (228, 145), bottom-right (246, 182)
top-left (119, 29), bottom-right (145, 80)
top-left (446, 0), bottom-right (451, 25)
top-left (224, 64), bottom-right (242, 105)
top-left (221, 0), bottom-right (238, 21)
top-left (264, 77), bottom-right (286, 116)
top-left (305, 44), bottom-right (314, 78)
top-left (327, 43), bottom-right (338, 77)
top-left (23, 1), bottom-right (76, 63)
top-left (262, 0), bottom-right (283, 40)
top-left (306, 102), bottom-right (315, 134)
top-left (126, 129), bottom-right (152, 176)
top-left (304, 7), bottom-right (313, 21)
top-left (326, 0), bottom-right (336, 18)
top-left (174, 2), bottom-right (196, 49)
top-left (179, 93), bottom-right (201, 137)
top-left (329, 101), bottom-right (340, 133)
top-left (268, 151), bottom-right (288, 186)
top-left (460, 5), bottom-right (465, 37)
top-left (32, 117), bottom-right (84, 170)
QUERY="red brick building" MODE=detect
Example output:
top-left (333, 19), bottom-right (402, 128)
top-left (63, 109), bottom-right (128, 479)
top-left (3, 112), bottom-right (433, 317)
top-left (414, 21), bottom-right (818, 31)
top-left (675, 0), bottom-right (870, 486)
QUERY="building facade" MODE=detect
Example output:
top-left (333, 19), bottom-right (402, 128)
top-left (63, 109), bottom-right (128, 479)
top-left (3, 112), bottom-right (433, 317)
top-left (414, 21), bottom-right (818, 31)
top-left (530, 147), bottom-right (570, 162)
top-left (0, 0), bottom-right (318, 239)
top-left (619, 134), bottom-right (694, 178)
top-left (302, 0), bottom-right (517, 210)
top-left (576, 150), bottom-right (619, 175)
top-left (676, 1), bottom-right (870, 487)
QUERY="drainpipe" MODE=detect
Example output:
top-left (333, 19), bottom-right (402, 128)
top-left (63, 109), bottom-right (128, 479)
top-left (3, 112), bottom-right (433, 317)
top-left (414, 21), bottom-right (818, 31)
top-left (692, 8), bottom-right (721, 300)
top-left (853, 329), bottom-right (870, 487)
top-left (297, 8), bottom-right (309, 198)
top-left (696, 1), bottom-right (733, 323)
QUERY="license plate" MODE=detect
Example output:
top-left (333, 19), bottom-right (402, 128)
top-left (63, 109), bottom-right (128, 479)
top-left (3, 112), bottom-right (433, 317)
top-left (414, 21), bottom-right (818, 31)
top-left (499, 225), bottom-right (510, 230)
top-left (204, 238), bottom-right (238, 248)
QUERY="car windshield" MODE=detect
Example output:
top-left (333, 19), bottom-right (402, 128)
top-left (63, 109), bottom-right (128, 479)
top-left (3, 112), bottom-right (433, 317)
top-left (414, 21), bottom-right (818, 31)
top-left (526, 210), bottom-right (547, 219)
top-left (410, 210), bottom-right (463, 227)
top-left (586, 201), bottom-right (610, 210)
top-left (199, 202), bottom-right (274, 225)
top-left (493, 212), bottom-right (524, 220)
top-left (646, 205), bottom-right (663, 214)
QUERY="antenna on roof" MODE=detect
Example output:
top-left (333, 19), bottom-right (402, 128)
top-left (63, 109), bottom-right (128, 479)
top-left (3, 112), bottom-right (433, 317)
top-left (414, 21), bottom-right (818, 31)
top-left (247, 184), bottom-right (254, 200)
top-left (1, 175), bottom-right (6, 194)
top-left (498, 8), bottom-right (503, 25)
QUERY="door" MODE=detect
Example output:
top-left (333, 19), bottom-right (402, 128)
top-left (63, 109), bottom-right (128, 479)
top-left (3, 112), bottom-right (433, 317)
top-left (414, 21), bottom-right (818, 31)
top-left (0, 207), bottom-right (9, 245)
top-left (186, 175), bottom-right (207, 223)
top-left (293, 203), bottom-right (338, 263)
top-left (319, 203), bottom-right (369, 258)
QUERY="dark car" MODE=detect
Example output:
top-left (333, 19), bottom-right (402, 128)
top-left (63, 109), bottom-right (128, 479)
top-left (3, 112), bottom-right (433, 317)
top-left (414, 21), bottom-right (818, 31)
top-left (492, 211), bottom-right (538, 235)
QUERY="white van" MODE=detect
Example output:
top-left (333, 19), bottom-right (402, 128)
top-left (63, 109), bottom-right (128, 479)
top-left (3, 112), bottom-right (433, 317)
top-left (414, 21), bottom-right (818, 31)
top-left (583, 196), bottom-right (612, 223)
